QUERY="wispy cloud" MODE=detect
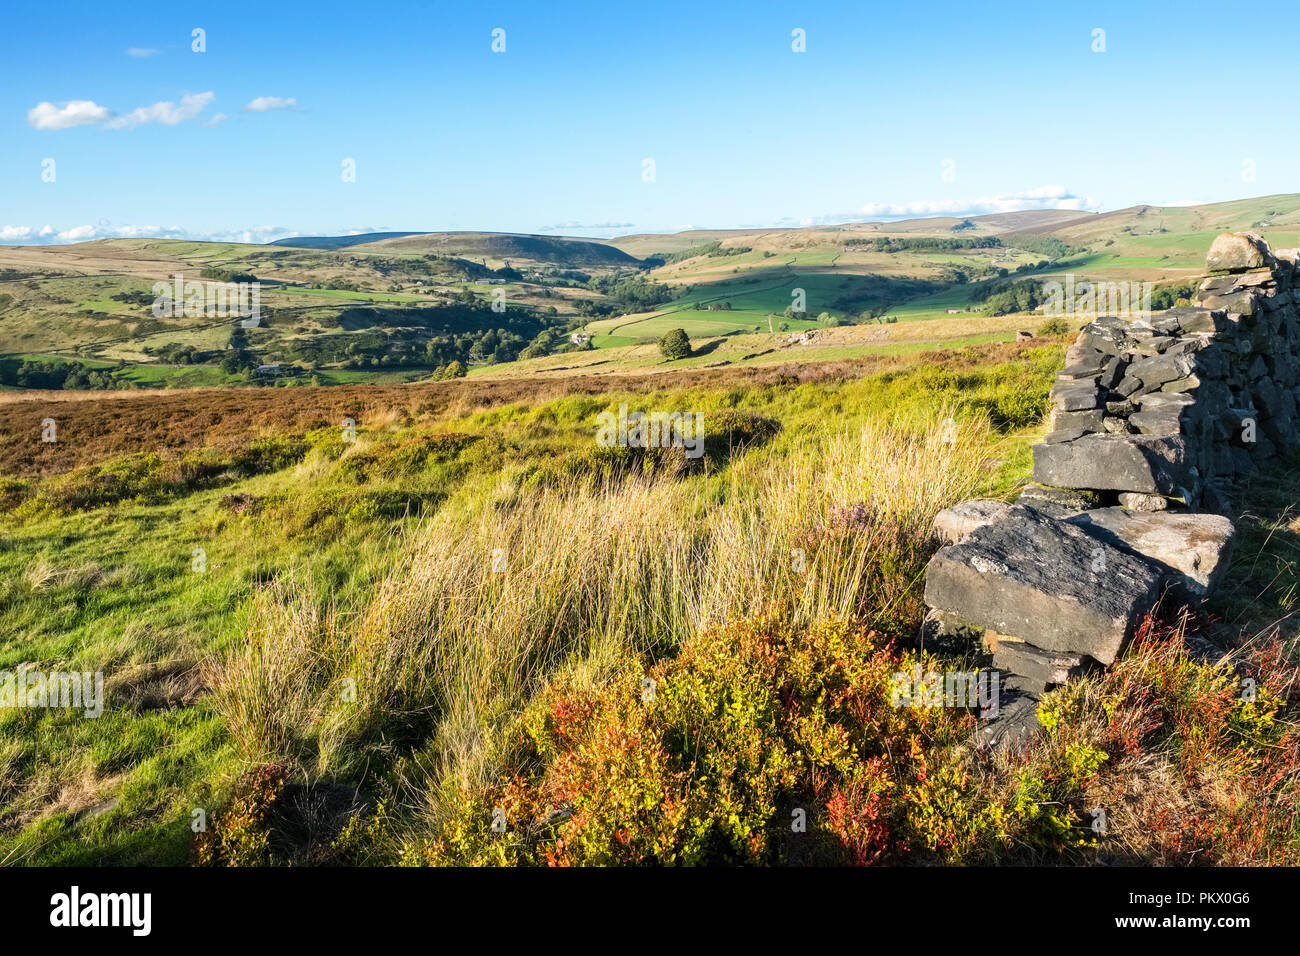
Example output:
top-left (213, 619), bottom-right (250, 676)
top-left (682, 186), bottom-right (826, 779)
top-left (858, 186), bottom-right (1099, 220)
top-left (538, 220), bottom-right (636, 236)
top-left (105, 91), bottom-right (215, 129)
top-left (126, 47), bottom-right (158, 57)
top-left (26, 100), bottom-right (113, 130)
top-left (244, 96), bottom-right (297, 112)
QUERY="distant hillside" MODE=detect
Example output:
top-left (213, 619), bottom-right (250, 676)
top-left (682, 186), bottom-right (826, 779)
top-left (268, 232), bottom-right (422, 250)
top-left (1030, 194), bottom-right (1300, 245)
top-left (352, 231), bottom-right (641, 267)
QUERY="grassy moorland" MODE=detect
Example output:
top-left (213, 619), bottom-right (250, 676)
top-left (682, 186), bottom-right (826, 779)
top-left (7, 195), bottom-right (1300, 394)
top-left (1, 335), bottom-right (1297, 866)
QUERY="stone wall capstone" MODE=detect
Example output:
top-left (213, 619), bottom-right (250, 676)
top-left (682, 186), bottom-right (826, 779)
top-left (922, 233), bottom-right (1293, 746)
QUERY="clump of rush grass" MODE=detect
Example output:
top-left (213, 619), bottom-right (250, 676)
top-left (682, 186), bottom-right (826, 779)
top-left (209, 411), bottom-right (1003, 835)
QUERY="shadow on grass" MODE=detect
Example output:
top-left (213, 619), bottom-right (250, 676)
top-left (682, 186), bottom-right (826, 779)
top-left (1208, 449), bottom-right (1300, 646)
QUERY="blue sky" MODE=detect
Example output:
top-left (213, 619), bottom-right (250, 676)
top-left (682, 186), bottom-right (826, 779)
top-left (3, 0), bottom-right (1297, 244)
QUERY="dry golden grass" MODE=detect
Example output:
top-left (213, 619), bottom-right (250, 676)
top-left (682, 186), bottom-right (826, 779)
top-left (210, 412), bottom-right (1003, 825)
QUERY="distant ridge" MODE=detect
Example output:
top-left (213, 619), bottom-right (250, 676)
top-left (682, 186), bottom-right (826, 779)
top-left (268, 232), bottom-right (422, 250)
top-left (268, 230), bottom-right (641, 266)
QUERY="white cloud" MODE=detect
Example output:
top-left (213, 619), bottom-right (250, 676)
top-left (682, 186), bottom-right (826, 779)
top-left (26, 100), bottom-right (113, 130)
top-left (859, 186), bottom-right (1100, 220)
top-left (126, 47), bottom-right (159, 57)
top-left (28, 92), bottom-right (216, 130)
top-left (0, 223), bottom-right (301, 246)
top-left (104, 91), bottom-right (215, 129)
top-left (204, 113), bottom-right (228, 127)
top-left (244, 96), bottom-right (297, 112)
top-left (57, 225), bottom-right (99, 241)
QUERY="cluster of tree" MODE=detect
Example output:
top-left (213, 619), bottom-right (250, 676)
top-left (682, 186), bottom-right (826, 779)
top-left (845, 236), bottom-right (1001, 252)
top-left (1006, 236), bottom-right (1074, 261)
top-left (220, 349), bottom-right (259, 374)
top-left (432, 360), bottom-right (467, 379)
top-left (692, 301), bottom-right (733, 311)
top-left (659, 241), bottom-right (753, 265)
top-left (199, 266), bottom-right (257, 283)
top-left (974, 277), bottom-right (1047, 315)
top-left (145, 343), bottom-right (223, 365)
top-left (367, 255), bottom-right (496, 282)
top-left (828, 275), bottom-right (941, 317)
top-left (587, 272), bottom-right (673, 312)
top-left (110, 289), bottom-right (156, 307)
top-left (1150, 281), bottom-right (1199, 310)
top-left (285, 299), bottom-right (574, 370)
top-left (0, 357), bottom-right (130, 390)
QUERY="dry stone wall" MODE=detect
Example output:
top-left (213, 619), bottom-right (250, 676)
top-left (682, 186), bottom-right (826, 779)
top-left (922, 233), bottom-right (1294, 745)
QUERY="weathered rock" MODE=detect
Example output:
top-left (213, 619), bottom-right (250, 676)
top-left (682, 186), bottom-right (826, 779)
top-left (930, 499), bottom-right (1014, 546)
top-left (993, 641), bottom-right (1092, 688)
top-left (1115, 375), bottom-right (1145, 397)
top-left (927, 231), bottom-right (1292, 694)
top-left (1128, 408), bottom-right (1183, 436)
top-left (1199, 288), bottom-right (1261, 316)
top-left (1052, 381), bottom-right (1103, 411)
top-left (1128, 352), bottom-right (1194, 387)
top-left (972, 678), bottom-right (1043, 751)
top-left (1032, 434), bottom-right (1191, 495)
top-left (1116, 491), bottom-right (1169, 512)
top-left (1171, 306), bottom-right (1229, 334)
top-left (1017, 483), bottom-right (1101, 514)
top-left (1205, 232), bottom-right (1269, 273)
top-left (1050, 408), bottom-right (1104, 433)
top-left (924, 507), bottom-right (1166, 665)
top-left (1067, 507), bottom-right (1236, 598)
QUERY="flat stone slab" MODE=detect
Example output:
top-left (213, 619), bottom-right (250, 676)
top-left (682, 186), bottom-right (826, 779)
top-left (924, 507), bottom-right (1165, 665)
top-left (1067, 507), bottom-right (1235, 599)
top-left (930, 499), bottom-right (1014, 547)
top-left (993, 641), bottom-right (1091, 688)
top-left (1032, 434), bottom-right (1191, 495)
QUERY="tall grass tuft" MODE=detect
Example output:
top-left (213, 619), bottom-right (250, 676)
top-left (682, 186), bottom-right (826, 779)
top-left (211, 411), bottom-right (1004, 830)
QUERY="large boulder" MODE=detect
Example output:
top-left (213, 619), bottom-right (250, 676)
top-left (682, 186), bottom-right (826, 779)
top-left (1067, 507), bottom-right (1235, 599)
top-left (1205, 232), bottom-right (1270, 273)
top-left (924, 507), bottom-right (1166, 665)
top-left (1032, 434), bottom-right (1191, 495)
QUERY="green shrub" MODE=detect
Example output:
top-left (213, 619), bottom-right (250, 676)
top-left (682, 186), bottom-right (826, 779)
top-left (410, 612), bottom-right (987, 866)
top-left (657, 328), bottom-right (691, 359)
top-left (1036, 317), bottom-right (1075, 337)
